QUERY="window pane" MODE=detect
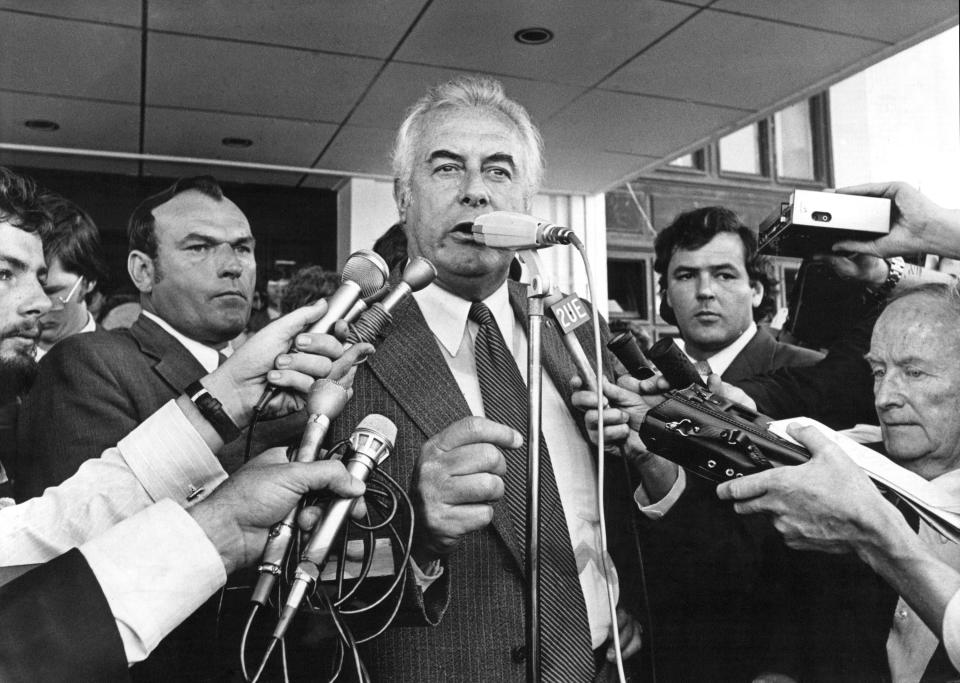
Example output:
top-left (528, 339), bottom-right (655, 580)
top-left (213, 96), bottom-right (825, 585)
top-left (775, 101), bottom-right (816, 179)
top-left (719, 124), bottom-right (762, 174)
top-left (669, 154), bottom-right (695, 168)
top-left (607, 259), bottom-right (648, 320)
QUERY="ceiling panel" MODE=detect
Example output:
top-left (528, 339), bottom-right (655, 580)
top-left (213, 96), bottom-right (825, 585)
top-left (0, 2), bottom-right (141, 27)
top-left (0, 92), bottom-right (139, 150)
top-left (396, 0), bottom-right (697, 86)
top-left (350, 62), bottom-right (586, 130)
top-left (715, 0), bottom-right (960, 43)
top-left (148, 0), bottom-right (426, 58)
top-left (542, 89), bottom-right (747, 160)
top-left (312, 124), bottom-right (398, 176)
top-left (544, 149), bottom-right (660, 195)
top-left (0, 12), bottom-right (140, 101)
top-left (0, 5), bottom-right (955, 194)
top-left (600, 9), bottom-right (884, 109)
top-left (146, 33), bottom-right (382, 121)
top-left (144, 108), bottom-right (338, 168)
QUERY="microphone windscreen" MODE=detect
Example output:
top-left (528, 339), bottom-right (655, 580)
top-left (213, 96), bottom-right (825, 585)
top-left (647, 337), bottom-right (706, 389)
top-left (607, 332), bottom-right (656, 380)
top-left (354, 414), bottom-right (398, 447)
top-left (341, 250), bottom-right (389, 297)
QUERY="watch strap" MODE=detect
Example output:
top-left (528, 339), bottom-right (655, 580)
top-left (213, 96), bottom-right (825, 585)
top-left (185, 380), bottom-right (241, 443)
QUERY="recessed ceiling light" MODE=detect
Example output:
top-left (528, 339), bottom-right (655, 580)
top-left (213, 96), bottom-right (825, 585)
top-left (514, 27), bottom-right (553, 45)
top-left (24, 119), bottom-right (60, 132)
top-left (222, 137), bottom-right (253, 148)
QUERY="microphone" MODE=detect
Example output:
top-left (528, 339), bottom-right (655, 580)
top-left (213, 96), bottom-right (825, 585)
top-left (346, 257), bottom-right (437, 344)
top-left (607, 332), bottom-right (656, 380)
top-left (544, 291), bottom-right (599, 393)
top-left (254, 250), bottom-right (388, 413)
top-left (646, 337), bottom-right (707, 389)
top-left (251, 379), bottom-right (350, 606)
top-left (305, 249), bottom-right (389, 335)
top-left (467, 211), bottom-right (577, 250)
top-left (272, 414), bottom-right (397, 640)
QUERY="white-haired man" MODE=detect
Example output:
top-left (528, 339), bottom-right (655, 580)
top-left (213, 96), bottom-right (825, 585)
top-left (328, 75), bottom-right (644, 682)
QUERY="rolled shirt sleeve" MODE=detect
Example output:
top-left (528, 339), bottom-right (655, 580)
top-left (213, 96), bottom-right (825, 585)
top-left (634, 466), bottom-right (687, 519)
top-left (80, 499), bottom-right (226, 664)
top-left (0, 400), bottom-right (226, 566)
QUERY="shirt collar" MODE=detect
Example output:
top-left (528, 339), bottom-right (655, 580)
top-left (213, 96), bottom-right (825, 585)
top-left (929, 465), bottom-right (960, 497)
top-left (413, 280), bottom-right (513, 356)
top-left (675, 321), bottom-right (758, 378)
top-left (80, 311), bottom-right (97, 334)
top-left (141, 310), bottom-right (231, 373)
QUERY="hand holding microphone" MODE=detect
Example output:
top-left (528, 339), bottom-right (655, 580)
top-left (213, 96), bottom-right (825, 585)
top-left (272, 415), bottom-right (397, 641)
top-left (191, 300), bottom-right (374, 441)
top-left (253, 250), bottom-right (388, 413)
top-left (252, 378), bottom-right (353, 605)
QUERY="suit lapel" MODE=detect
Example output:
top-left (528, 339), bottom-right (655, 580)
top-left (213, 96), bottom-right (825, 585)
top-left (509, 282), bottom-right (606, 444)
top-left (722, 327), bottom-right (774, 384)
top-left (130, 316), bottom-right (208, 393)
top-left (368, 294), bottom-right (527, 568)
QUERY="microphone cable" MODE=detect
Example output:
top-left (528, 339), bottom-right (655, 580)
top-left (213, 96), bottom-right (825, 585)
top-left (571, 234), bottom-right (658, 682)
top-left (239, 438), bottom-right (414, 683)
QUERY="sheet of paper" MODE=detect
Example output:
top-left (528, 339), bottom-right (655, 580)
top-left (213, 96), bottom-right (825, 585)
top-left (767, 417), bottom-right (960, 543)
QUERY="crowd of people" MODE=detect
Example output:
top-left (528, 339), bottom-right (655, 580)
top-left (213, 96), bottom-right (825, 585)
top-left (0, 73), bottom-right (958, 682)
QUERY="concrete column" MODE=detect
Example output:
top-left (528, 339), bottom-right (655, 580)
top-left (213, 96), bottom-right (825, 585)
top-left (335, 177), bottom-right (397, 268)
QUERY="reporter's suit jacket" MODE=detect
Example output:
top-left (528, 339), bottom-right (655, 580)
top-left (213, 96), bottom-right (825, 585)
top-left (16, 314), bottom-right (303, 500)
top-left (14, 314), bottom-right (305, 681)
top-left (329, 281), bottom-right (644, 683)
top-left (0, 549), bottom-right (128, 682)
top-left (722, 325), bottom-right (824, 385)
top-left (638, 327), bottom-right (825, 681)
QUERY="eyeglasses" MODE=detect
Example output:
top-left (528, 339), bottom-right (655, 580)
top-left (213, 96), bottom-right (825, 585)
top-left (47, 276), bottom-right (84, 310)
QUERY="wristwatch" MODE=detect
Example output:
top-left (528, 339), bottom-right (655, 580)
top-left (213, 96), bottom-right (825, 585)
top-left (185, 380), bottom-right (241, 442)
top-left (872, 256), bottom-right (905, 300)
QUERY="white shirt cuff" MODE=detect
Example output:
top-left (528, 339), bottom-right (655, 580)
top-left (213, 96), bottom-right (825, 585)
top-left (80, 499), bottom-right (226, 664)
top-left (634, 467), bottom-right (687, 519)
top-left (409, 556), bottom-right (445, 592)
top-left (943, 588), bottom-right (960, 673)
top-left (118, 400), bottom-right (227, 507)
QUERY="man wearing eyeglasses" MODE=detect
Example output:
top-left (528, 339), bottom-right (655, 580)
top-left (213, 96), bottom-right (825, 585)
top-left (35, 194), bottom-right (108, 361)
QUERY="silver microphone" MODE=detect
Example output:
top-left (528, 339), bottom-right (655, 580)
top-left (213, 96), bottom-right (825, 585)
top-left (468, 211), bottom-right (576, 250)
top-left (272, 414), bottom-right (397, 640)
top-left (251, 379), bottom-right (351, 606)
top-left (305, 249), bottom-right (389, 334)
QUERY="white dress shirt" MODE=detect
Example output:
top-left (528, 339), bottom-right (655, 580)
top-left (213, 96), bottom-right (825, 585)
top-left (34, 311), bottom-right (97, 362)
top-left (412, 281), bottom-right (617, 648)
top-left (0, 400), bottom-right (229, 663)
top-left (141, 310), bottom-right (232, 372)
top-left (887, 467), bottom-right (960, 681)
top-left (674, 321), bottom-right (758, 382)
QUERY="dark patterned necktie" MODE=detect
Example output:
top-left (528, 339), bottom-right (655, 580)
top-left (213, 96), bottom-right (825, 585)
top-left (468, 302), bottom-right (595, 682)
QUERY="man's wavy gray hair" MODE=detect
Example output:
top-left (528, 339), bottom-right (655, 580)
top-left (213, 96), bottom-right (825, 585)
top-left (391, 75), bottom-right (544, 205)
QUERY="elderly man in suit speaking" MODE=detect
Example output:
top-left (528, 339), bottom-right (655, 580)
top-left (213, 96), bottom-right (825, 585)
top-left (328, 75), bottom-right (644, 683)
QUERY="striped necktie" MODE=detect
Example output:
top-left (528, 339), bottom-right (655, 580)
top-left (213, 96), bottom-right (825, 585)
top-left (468, 302), bottom-right (595, 682)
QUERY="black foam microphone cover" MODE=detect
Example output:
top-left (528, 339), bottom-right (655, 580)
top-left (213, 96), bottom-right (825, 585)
top-left (646, 337), bottom-right (707, 389)
top-left (607, 332), bottom-right (656, 380)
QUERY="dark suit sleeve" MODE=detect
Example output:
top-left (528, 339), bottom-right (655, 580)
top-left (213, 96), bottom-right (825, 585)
top-left (16, 335), bottom-right (140, 500)
top-left (734, 310), bottom-right (880, 430)
top-left (0, 548), bottom-right (128, 682)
